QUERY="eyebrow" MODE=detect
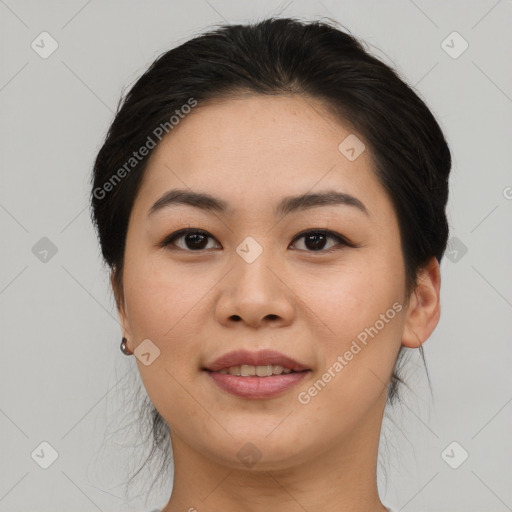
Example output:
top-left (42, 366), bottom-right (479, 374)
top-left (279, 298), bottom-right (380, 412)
top-left (147, 188), bottom-right (369, 218)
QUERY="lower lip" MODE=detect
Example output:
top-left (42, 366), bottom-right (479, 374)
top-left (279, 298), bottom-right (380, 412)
top-left (206, 370), bottom-right (310, 399)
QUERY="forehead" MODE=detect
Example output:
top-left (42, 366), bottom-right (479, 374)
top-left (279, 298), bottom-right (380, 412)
top-left (133, 94), bottom-right (394, 223)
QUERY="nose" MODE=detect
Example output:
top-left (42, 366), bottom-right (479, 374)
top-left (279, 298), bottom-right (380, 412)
top-left (214, 246), bottom-right (295, 329)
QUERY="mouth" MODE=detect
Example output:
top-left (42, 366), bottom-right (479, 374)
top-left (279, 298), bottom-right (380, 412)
top-left (203, 349), bottom-right (311, 399)
top-left (209, 364), bottom-right (301, 377)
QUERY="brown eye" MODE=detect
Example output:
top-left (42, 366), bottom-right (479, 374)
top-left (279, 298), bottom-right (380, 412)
top-left (290, 230), bottom-right (353, 252)
top-left (162, 229), bottom-right (220, 251)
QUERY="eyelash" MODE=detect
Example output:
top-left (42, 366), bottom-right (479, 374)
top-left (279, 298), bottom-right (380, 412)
top-left (159, 228), bottom-right (357, 253)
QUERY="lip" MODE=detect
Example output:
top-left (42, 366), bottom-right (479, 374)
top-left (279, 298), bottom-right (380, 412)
top-left (206, 371), bottom-right (309, 399)
top-left (204, 349), bottom-right (310, 372)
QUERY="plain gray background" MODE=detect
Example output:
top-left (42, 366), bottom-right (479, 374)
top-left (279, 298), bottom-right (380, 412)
top-left (1, 1), bottom-right (511, 511)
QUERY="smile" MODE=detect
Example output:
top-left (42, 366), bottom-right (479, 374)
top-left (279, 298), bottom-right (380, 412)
top-left (215, 364), bottom-right (296, 376)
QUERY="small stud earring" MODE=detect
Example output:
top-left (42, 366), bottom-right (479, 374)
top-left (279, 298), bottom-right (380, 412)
top-left (120, 337), bottom-right (133, 356)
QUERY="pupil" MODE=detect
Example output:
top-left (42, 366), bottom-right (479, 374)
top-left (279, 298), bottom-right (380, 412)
top-left (306, 233), bottom-right (326, 251)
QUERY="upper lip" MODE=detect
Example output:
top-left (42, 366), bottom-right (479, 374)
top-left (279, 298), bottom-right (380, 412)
top-left (204, 349), bottom-right (310, 372)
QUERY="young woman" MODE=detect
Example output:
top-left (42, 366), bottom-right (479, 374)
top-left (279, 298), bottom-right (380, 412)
top-left (91, 17), bottom-right (450, 512)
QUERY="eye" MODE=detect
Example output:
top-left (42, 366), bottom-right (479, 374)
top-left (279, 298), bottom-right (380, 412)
top-left (160, 228), bottom-right (355, 253)
top-left (160, 229), bottom-right (220, 251)
top-left (289, 229), bottom-right (354, 252)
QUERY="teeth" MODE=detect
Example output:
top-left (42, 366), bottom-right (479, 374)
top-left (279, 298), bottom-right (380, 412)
top-left (217, 364), bottom-right (294, 376)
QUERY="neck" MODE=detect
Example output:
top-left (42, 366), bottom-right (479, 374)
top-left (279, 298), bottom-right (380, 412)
top-left (162, 399), bottom-right (389, 512)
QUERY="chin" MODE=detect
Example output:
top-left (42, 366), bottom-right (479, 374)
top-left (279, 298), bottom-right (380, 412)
top-left (200, 425), bottom-right (312, 471)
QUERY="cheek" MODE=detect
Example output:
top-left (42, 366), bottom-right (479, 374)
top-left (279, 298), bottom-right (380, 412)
top-left (122, 249), bottom-right (213, 351)
top-left (308, 252), bottom-right (404, 337)
top-left (122, 257), bottom-right (213, 415)
top-left (308, 245), bottom-right (405, 387)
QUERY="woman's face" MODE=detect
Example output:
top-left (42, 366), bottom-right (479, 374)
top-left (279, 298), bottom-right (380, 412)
top-left (118, 94), bottom-right (416, 470)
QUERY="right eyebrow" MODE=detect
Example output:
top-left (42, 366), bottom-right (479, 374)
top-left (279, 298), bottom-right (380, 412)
top-left (148, 189), bottom-right (229, 217)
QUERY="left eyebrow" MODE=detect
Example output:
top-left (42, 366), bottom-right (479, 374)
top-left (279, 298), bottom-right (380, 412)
top-left (147, 188), bottom-right (369, 217)
top-left (275, 190), bottom-right (368, 217)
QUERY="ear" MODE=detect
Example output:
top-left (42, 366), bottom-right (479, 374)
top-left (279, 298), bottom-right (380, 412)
top-left (110, 270), bottom-right (133, 344)
top-left (402, 256), bottom-right (441, 349)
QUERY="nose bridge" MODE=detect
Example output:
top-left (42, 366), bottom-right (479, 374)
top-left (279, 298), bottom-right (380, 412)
top-left (216, 234), bottom-right (294, 327)
top-left (233, 235), bottom-right (278, 299)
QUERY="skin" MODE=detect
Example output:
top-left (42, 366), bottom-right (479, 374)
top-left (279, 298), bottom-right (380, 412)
top-left (113, 94), bottom-right (441, 512)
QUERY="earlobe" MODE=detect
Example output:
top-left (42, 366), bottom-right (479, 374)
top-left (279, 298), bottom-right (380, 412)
top-left (402, 256), bottom-right (441, 349)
